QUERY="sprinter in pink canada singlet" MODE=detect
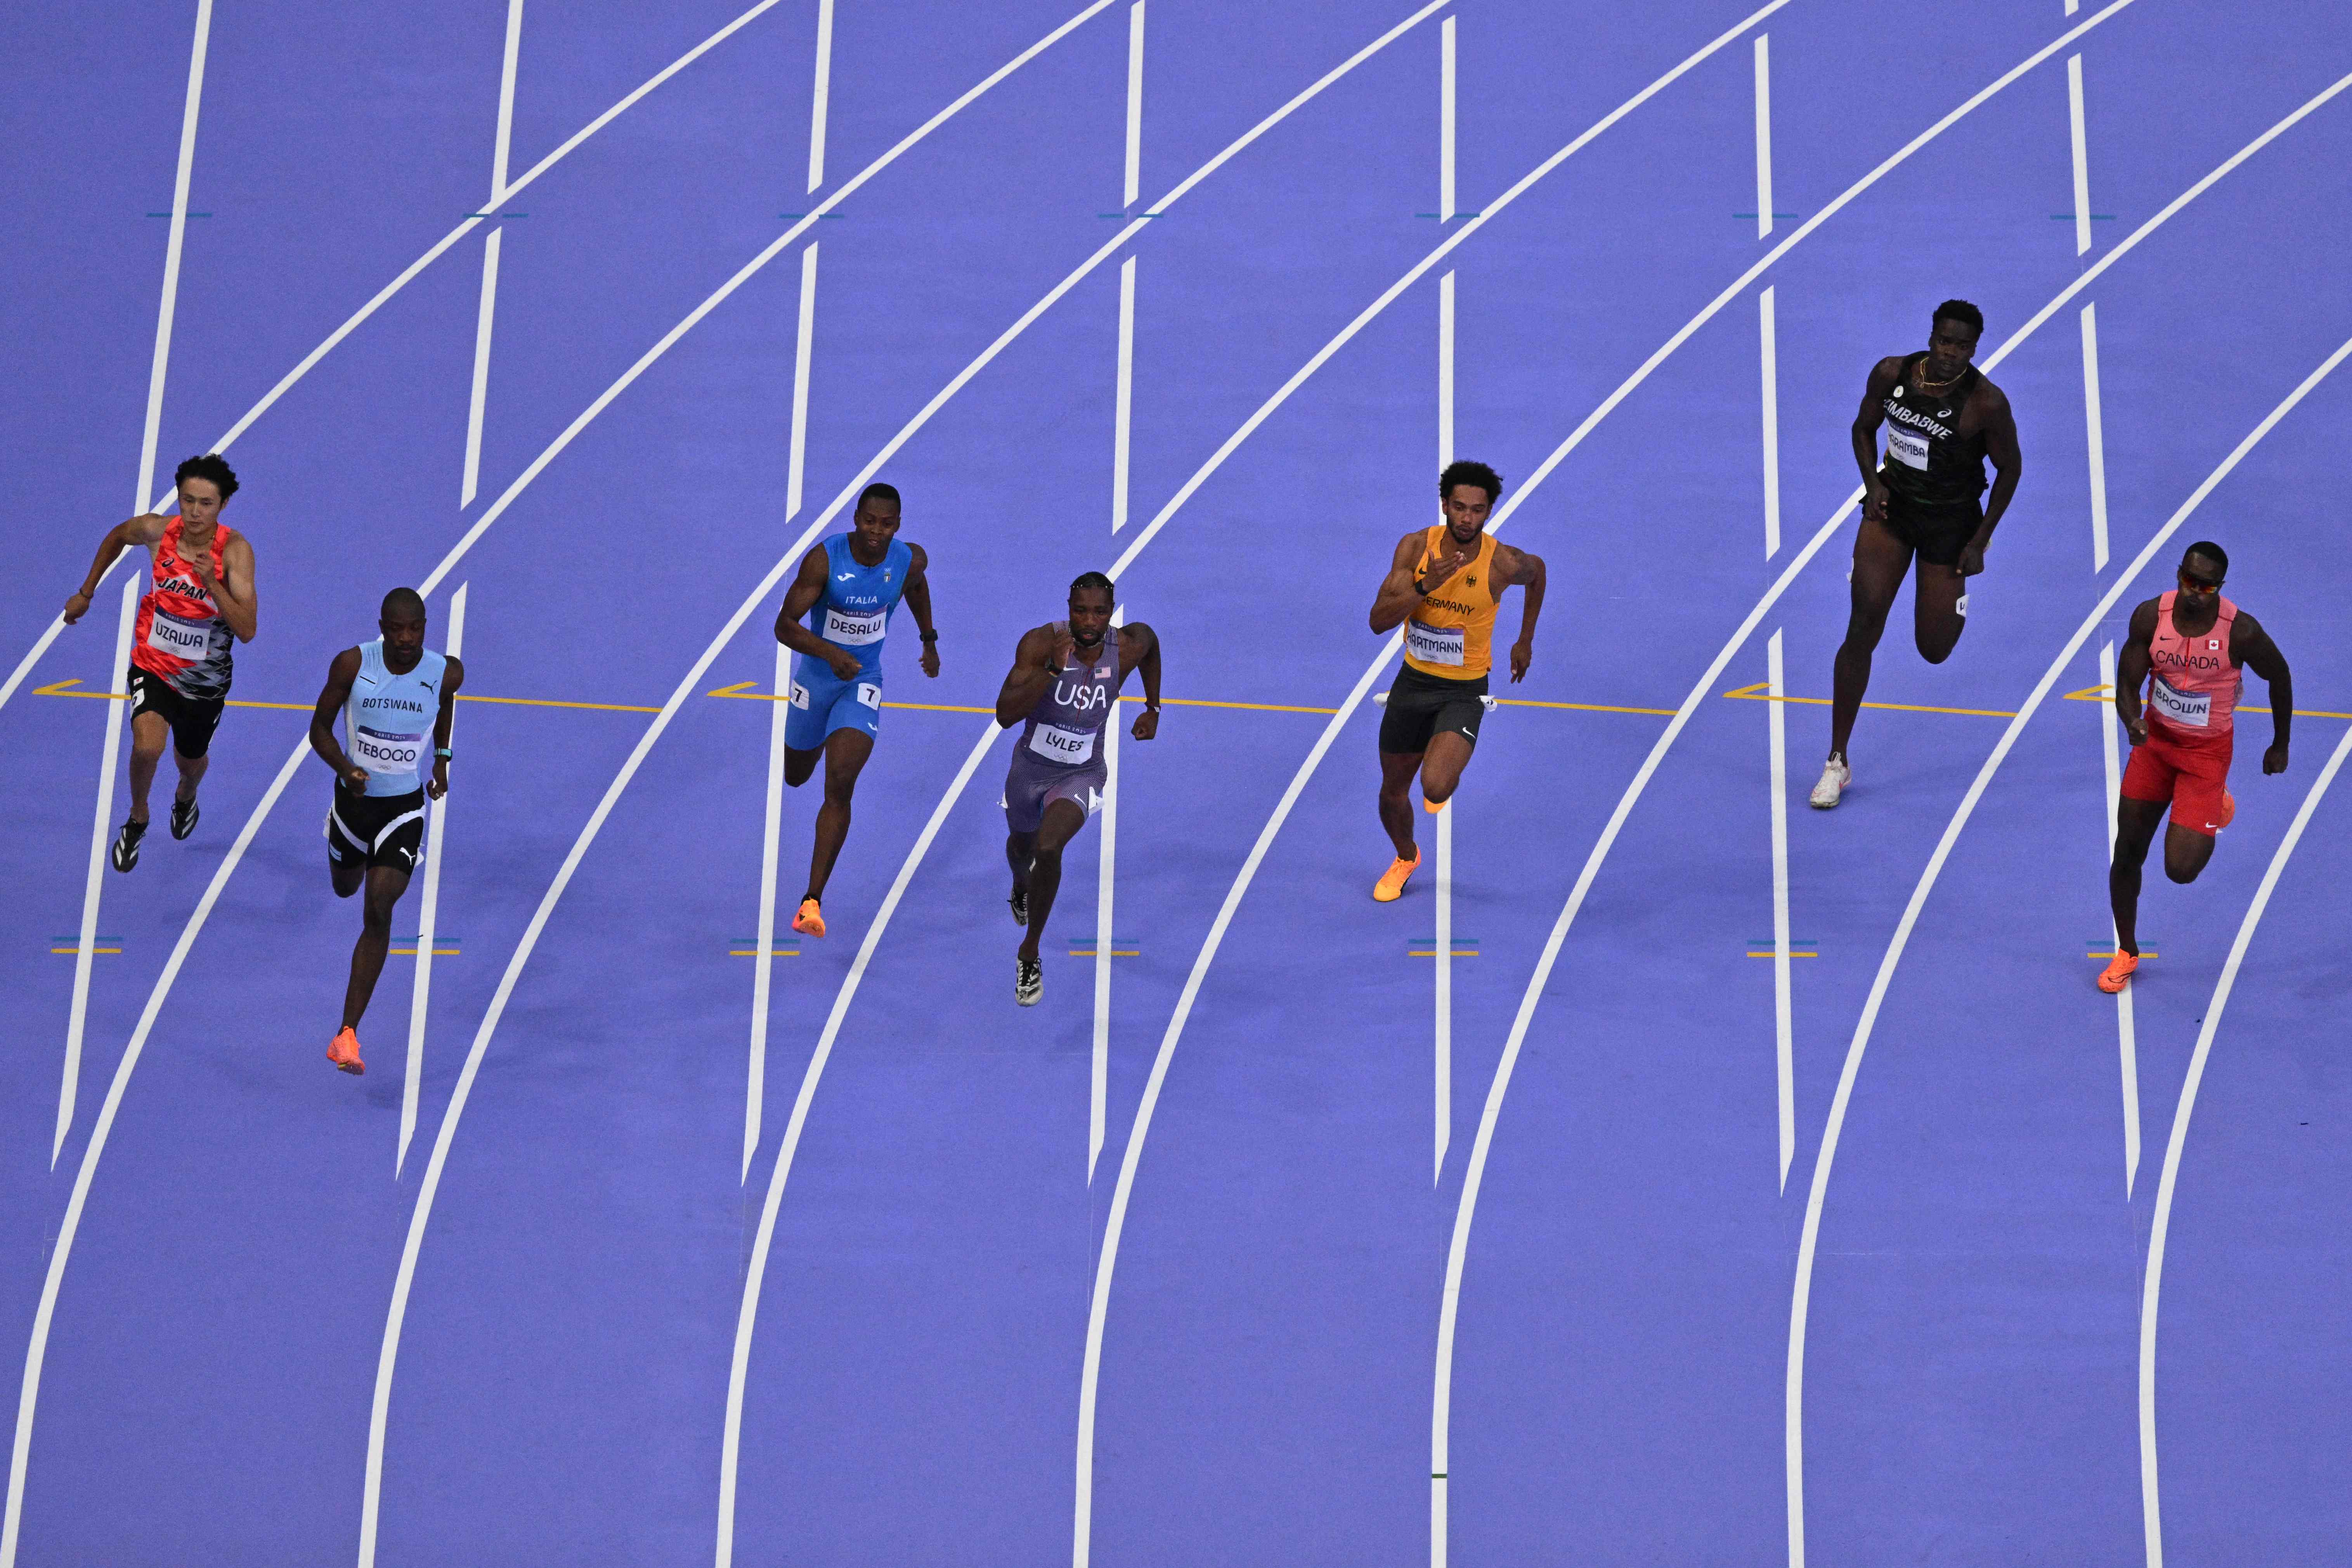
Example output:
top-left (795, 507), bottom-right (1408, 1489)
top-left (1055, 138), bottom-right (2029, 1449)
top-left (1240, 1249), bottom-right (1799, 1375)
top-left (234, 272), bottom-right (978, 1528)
top-left (61, 454), bottom-right (259, 872)
top-left (992, 571), bottom-right (1161, 1007)
top-left (2100, 541), bottom-right (2293, 994)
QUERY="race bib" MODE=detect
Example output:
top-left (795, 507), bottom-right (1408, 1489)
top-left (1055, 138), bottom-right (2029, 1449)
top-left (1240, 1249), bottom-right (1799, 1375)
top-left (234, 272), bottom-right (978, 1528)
top-left (1406, 619), bottom-right (1465, 667)
top-left (1884, 424), bottom-right (1930, 470)
top-left (351, 724), bottom-right (427, 776)
top-left (1028, 722), bottom-right (1097, 764)
top-left (2148, 676), bottom-right (2210, 729)
top-left (788, 682), bottom-right (811, 710)
top-left (857, 682), bottom-right (881, 709)
top-left (145, 609), bottom-right (222, 661)
top-left (822, 606), bottom-right (888, 646)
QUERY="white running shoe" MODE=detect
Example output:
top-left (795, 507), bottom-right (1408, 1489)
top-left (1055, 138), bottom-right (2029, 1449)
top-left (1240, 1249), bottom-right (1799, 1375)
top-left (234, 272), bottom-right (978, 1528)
top-left (1015, 955), bottom-right (1043, 1007)
top-left (1808, 757), bottom-right (1851, 810)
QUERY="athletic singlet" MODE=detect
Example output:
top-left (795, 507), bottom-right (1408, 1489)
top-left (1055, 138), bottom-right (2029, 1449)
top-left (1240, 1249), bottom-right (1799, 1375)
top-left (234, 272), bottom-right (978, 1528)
top-left (1401, 526), bottom-right (1499, 679)
top-left (1878, 352), bottom-right (1989, 509)
top-left (1018, 623), bottom-right (1121, 767)
top-left (344, 639), bottom-right (448, 797)
top-left (805, 534), bottom-right (914, 676)
top-left (2145, 591), bottom-right (2242, 740)
top-left (130, 515), bottom-right (239, 698)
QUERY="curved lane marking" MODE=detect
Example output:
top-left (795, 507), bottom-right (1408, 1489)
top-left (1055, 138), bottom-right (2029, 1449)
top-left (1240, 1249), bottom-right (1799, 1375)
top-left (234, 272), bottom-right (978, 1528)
top-left (2137, 722), bottom-right (2352, 1568)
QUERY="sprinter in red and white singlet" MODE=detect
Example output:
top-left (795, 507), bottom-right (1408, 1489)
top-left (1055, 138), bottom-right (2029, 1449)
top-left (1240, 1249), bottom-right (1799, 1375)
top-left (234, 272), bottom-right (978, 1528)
top-left (62, 454), bottom-right (260, 872)
top-left (2100, 541), bottom-right (2293, 993)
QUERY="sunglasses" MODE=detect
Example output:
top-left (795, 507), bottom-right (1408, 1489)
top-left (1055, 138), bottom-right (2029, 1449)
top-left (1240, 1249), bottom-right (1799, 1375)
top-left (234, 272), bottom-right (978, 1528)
top-left (2178, 572), bottom-right (2223, 593)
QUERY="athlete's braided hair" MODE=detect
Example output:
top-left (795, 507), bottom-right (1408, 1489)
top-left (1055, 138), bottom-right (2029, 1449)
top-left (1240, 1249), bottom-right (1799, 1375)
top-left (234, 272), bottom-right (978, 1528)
top-left (1439, 459), bottom-right (1503, 504)
top-left (174, 453), bottom-right (239, 501)
top-left (1069, 571), bottom-right (1114, 601)
top-left (1931, 298), bottom-right (1984, 337)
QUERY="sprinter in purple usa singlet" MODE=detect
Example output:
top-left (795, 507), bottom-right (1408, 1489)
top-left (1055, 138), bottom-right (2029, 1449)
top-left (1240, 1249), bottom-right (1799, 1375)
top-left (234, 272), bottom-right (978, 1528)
top-left (991, 571), bottom-right (1162, 1007)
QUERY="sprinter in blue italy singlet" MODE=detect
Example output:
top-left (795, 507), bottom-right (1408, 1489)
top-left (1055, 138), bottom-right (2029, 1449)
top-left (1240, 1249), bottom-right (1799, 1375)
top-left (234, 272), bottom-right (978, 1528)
top-left (305, 587), bottom-right (466, 1077)
top-left (770, 482), bottom-right (940, 939)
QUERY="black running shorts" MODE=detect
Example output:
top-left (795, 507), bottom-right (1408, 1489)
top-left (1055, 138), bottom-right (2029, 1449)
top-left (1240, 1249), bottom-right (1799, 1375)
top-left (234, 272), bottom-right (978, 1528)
top-left (326, 784), bottom-right (427, 873)
top-left (126, 664), bottom-right (226, 759)
top-left (1379, 664), bottom-right (1489, 755)
top-left (1879, 487), bottom-right (1983, 569)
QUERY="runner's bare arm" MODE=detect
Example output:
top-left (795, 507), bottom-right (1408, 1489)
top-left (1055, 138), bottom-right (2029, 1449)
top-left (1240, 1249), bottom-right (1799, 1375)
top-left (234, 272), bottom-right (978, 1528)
top-left (903, 542), bottom-right (940, 678)
top-left (1958, 383), bottom-right (2021, 577)
top-left (196, 531), bottom-right (259, 641)
top-left (1494, 542), bottom-right (1546, 683)
top-left (1371, 530), bottom-right (1468, 633)
top-left (2232, 610), bottom-right (2292, 773)
top-left (308, 648), bottom-right (370, 786)
top-left (995, 626), bottom-right (1060, 728)
top-left (1123, 621), bottom-right (1161, 740)
top-left (772, 546), bottom-right (860, 679)
top-left (1851, 357), bottom-right (1904, 521)
top-left (428, 655), bottom-right (466, 799)
top-left (61, 514), bottom-right (168, 624)
top-left (2113, 598), bottom-right (2160, 745)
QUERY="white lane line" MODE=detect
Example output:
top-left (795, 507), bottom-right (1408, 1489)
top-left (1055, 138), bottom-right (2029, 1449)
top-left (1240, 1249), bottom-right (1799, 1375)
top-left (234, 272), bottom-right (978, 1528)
top-left (1435, 267), bottom-right (1455, 1186)
top-left (807, 0), bottom-right (835, 192)
top-left (1752, 33), bottom-right (1773, 240)
top-left (2068, 54), bottom-right (2094, 256)
top-left (1760, 284), bottom-right (1781, 558)
top-left (1112, 0), bottom-right (1801, 581)
top-left (722, 717), bottom-right (1005, 1568)
top-left (461, 229), bottom-right (502, 509)
top-left (400, 582), bottom-right (466, 1179)
top-left (1084, 639), bottom-right (1404, 1568)
top-left (787, 241), bottom-right (820, 519)
top-left (57, 577), bottom-right (140, 1169)
top-left (1111, 255), bottom-right (1136, 532)
top-left (55, 0), bottom-right (215, 1170)
top-left (1123, 0), bottom-right (1146, 208)
top-left (2, 0), bottom-right (796, 715)
top-left (462, 0), bottom-right (527, 507)
top-left (1769, 628), bottom-right (1794, 1192)
top-left (2099, 639), bottom-right (2140, 1196)
top-left (3, 739), bottom-right (308, 1568)
top-left (1439, 14), bottom-right (1456, 221)
top-left (744, 641), bottom-right (790, 1183)
top-left (2082, 301), bottom-right (2110, 570)
top-left (1092, 607), bottom-right (1125, 1183)
top-left (2139, 722), bottom-right (2352, 1568)
top-left (1791, 332), bottom-right (2352, 1568)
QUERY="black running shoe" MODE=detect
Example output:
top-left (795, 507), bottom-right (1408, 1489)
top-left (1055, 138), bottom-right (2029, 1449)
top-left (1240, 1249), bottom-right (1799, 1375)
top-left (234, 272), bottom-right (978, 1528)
top-left (110, 817), bottom-right (147, 873)
top-left (170, 794), bottom-right (199, 840)
top-left (1008, 887), bottom-right (1028, 927)
top-left (1015, 955), bottom-right (1043, 1007)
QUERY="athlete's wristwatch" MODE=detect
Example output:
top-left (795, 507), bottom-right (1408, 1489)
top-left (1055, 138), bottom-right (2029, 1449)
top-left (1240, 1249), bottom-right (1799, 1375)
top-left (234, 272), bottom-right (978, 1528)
top-left (435, 747), bottom-right (454, 760)
top-left (919, 629), bottom-right (939, 642)
top-left (1411, 577), bottom-right (1433, 596)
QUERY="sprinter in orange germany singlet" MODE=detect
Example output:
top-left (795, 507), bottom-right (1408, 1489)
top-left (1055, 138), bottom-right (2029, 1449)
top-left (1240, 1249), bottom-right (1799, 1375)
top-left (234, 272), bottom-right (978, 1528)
top-left (2099, 541), bottom-right (2293, 994)
top-left (62, 454), bottom-right (260, 872)
top-left (1364, 459), bottom-right (1546, 903)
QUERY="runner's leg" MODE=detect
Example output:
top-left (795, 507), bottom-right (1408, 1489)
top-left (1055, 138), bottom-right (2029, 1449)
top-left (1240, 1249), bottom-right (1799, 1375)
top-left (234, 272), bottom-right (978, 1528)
top-left (1419, 732), bottom-right (1474, 807)
top-left (1016, 799), bottom-right (1088, 965)
top-left (804, 727), bottom-right (874, 901)
top-left (2160, 821), bottom-right (2217, 885)
top-left (171, 748), bottom-right (209, 805)
top-left (126, 711), bottom-right (169, 823)
top-left (1007, 828), bottom-right (1037, 892)
top-left (341, 861), bottom-right (414, 1030)
top-left (2108, 796), bottom-right (2165, 955)
top-left (1829, 514), bottom-right (1912, 761)
top-left (1912, 559), bottom-right (1968, 664)
top-left (783, 746), bottom-right (821, 788)
top-left (1378, 750), bottom-right (1423, 858)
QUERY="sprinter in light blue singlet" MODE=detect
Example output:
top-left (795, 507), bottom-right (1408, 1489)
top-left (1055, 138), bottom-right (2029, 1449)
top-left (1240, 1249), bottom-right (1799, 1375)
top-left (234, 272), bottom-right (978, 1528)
top-left (770, 482), bottom-right (940, 939)
top-left (305, 588), bottom-right (465, 1076)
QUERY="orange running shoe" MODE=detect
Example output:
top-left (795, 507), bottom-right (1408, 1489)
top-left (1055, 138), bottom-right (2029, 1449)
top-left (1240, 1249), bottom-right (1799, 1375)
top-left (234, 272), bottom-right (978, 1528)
top-left (1423, 795), bottom-right (1447, 814)
top-left (2097, 951), bottom-right (2140, 994)
top-left (791, 897), bottom-right (827, 938)
top-left (1373, 849), bottom-right (1421, 903)
top-left (2219, 791), bottom-right (2236, 830)
top-left (327, 1027), bottom-right (366, 1075)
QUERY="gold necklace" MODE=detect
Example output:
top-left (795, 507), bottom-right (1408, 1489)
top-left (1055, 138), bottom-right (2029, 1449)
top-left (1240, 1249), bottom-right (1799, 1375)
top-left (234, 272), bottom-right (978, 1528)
top-left (1913, 359), bottom-right (1965, 393)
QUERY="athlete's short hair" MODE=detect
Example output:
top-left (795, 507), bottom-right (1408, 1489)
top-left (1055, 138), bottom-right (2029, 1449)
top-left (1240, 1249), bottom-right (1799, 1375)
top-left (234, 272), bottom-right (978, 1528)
top-left (2182, 541), bottom-right (2229, 578)
top-left (380, 587), bottom-right (426, 621)
top-left (856, 482), bottom-right (901, 511)
top-left (1440, 459), bottom-right (1504, 504)
top-left (1931, 298), bottom-right (1984, 338)
top-left (174, 453), bottom-right (239, 501)
top-left (1069, 571), bottom-right (1114, 602)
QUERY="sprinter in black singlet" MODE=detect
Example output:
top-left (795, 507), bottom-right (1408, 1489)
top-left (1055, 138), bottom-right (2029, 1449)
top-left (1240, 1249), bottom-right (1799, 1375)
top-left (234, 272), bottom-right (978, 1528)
top-left (1810, 300), bottom-right (2022, 808)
